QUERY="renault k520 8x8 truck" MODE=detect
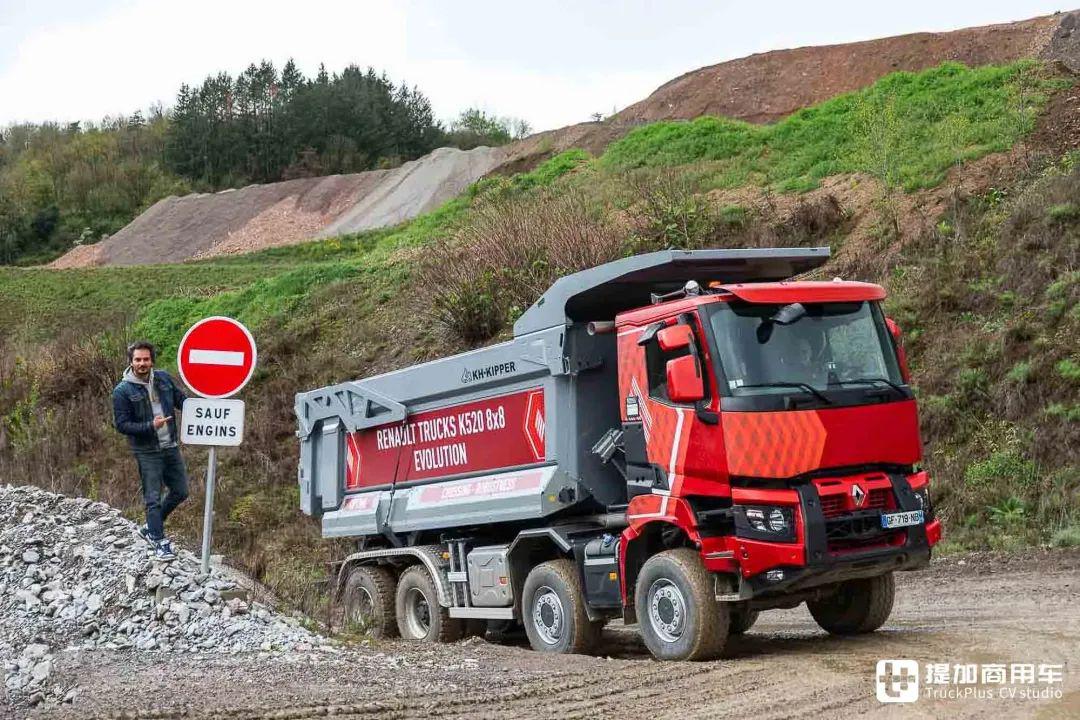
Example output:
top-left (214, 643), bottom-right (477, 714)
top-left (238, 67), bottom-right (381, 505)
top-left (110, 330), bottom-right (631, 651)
top-left (295, 247), bottom-right (941, 660)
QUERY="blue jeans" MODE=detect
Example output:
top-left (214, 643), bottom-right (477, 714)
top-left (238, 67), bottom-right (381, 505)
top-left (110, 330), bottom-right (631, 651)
top-left (134, 446), bottom-right (189, 541)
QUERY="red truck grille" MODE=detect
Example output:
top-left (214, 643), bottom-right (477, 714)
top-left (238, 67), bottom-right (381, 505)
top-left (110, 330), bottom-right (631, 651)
top-left (819, 487), bottom-right (894, 518)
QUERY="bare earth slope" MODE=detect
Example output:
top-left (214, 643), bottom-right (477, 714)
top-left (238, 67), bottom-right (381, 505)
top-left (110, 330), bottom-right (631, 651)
top-left (49, 146), bottom-right (505, 268)
top-left (495, 9), bottom-right (1080, 174)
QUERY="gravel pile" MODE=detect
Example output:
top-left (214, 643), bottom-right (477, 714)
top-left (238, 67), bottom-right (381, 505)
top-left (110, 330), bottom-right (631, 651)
top-left (0, 484), bottom-right (331, 709)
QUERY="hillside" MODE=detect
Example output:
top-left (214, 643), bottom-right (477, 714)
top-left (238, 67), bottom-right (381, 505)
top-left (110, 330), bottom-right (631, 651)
top-left (49, 146), bottom-right (505, 268)
top-left (495, 9), bottom-right (1080, 174)
top-left (1, 14), bottom-right (1078, 616)
top-left (47, 11), bottom-right (1080, 268)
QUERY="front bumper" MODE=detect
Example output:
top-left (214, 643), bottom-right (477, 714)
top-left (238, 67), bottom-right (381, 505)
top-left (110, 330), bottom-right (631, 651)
top-left (729, 471), bottom-right (939, 598)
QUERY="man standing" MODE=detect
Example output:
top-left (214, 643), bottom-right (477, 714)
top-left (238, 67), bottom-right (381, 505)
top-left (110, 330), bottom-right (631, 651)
top-left (112, 341), bottom-right (189, 561)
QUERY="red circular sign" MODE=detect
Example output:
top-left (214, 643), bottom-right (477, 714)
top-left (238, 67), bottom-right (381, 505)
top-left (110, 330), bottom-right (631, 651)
top-left (177, 317), bottom-right (257, 398)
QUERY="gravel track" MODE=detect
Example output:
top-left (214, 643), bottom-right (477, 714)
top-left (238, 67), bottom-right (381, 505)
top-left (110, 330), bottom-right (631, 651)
top-left (20, 549), bottom-right (1078, 720)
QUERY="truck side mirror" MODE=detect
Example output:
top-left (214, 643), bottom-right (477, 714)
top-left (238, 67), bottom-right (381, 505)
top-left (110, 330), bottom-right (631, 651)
top-left (885, 317), bottom-right (911, 383)
top-left (657, 324), bottom-right (693, 351)
top-left (667, 355), bottom-right (705, 403)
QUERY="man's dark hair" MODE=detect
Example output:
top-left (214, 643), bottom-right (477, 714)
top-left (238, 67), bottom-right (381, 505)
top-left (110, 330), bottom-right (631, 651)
top-left (127, 340), bottom-right (157, 362)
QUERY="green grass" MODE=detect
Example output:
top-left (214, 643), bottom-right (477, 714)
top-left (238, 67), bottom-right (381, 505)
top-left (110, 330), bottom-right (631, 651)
top-left (602, 61), bottom-right (1067, 192)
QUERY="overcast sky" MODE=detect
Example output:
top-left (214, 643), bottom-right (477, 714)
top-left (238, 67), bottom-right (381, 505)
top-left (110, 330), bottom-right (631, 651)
top-left (0, 0), bottom-right (1069, 132)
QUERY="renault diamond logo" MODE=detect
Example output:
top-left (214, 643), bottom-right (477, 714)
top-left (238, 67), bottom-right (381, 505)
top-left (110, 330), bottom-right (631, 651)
top-left (851, 484), bottom-right (866, 507)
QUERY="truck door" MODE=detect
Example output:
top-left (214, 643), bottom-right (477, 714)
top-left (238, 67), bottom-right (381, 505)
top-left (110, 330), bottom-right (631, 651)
top-left (618, 313), bottom-right (725, 498)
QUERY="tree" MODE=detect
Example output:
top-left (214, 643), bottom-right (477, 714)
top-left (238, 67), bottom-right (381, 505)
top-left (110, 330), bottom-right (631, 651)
top-left (445, 108), bottom-right (530, 149)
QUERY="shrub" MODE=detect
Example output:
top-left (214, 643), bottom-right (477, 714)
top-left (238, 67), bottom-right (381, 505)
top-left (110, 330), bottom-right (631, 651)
top-left (1056, 358), bottom-right (1080, 383)
top-left (1006, 360), bottom-right (1033, 384)
top-left (1046, 203), bottom-right (1080, 223)
top-left (419, 188), bottom-right (625, 342)
top-left (964, 450), bottom-right (1039, 489)
top-left (1051, 525), bottom-right (1080, 547)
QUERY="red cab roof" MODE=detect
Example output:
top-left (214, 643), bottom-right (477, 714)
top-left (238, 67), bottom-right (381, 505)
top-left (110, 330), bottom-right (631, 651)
top-left (717, 281), bottom-right (885, 304)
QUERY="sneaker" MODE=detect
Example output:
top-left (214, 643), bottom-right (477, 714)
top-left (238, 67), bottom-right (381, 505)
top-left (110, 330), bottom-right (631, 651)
top-left (137, 525), bottom-right (153, 544)
top-left (153, 540), bottom-right (176, 562)
top-left (158, 538), bottom-right (176, 555)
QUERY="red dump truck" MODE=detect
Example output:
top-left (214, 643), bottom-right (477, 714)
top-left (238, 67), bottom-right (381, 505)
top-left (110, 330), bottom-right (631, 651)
top-left (295, 247), bottom-right (941, 660)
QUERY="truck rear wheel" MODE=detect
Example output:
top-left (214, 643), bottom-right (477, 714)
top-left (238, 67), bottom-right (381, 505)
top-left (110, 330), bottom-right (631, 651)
top-left (807, 572), bottom-right (895, 635)
top-left (635, 548), bottom-right (728, 661)
top-left (395, 565), bottom-right (463, 643)
top-left (522, 559), bottom-right (602, 655)
top-left (342, 564), bottom-right (398, 639)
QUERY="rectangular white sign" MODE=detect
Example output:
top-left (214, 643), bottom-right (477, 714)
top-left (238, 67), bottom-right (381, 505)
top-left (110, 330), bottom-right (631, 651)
top-left (181, 398), bottom-right (245, 446)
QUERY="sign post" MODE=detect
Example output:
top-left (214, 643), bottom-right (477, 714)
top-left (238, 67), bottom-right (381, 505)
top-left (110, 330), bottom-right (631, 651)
top-left (177, 316), bottom-right (257, 573)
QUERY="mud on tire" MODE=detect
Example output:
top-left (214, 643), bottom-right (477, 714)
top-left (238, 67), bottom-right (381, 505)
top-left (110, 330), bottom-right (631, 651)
top-left (522, 559), bottom-right (603, 655)
top-left (342, 564), bottom-right (398, 639)
top-left (635, 548), bottom-right (729, 661)
top-left (395, 564), bottom-right (463, 643)
top-left (807, 572), bottom-right (895, 635)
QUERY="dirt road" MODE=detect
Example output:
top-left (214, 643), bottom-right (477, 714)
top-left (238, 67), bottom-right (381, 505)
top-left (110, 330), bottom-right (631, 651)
top-left (26, 549), bottom-right (1080, 720)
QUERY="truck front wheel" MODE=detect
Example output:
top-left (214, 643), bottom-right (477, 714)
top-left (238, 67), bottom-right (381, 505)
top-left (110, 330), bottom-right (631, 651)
top-left (522, 560), bottom-right (602, 655)
top-left (729, 607), bottom-right (759, 635)
top-left (635, 548), bottom-right (729, 661)
top-left (807, 572), bottom-right (895, 635)
top-left (395, 565), bottom-right (463, 643)
top-left (342, 564), bottom-right (398, 639)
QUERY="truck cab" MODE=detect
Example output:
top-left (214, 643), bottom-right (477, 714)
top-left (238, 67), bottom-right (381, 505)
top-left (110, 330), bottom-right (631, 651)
top-left (609, 280), bottom-right (939, 657)
top-left (295, 248), bottom-right (940, 661)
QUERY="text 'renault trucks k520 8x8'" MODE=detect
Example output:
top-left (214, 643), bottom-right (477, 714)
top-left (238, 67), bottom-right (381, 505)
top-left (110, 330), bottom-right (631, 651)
top-left (295, 247), bottom-right (941, 660)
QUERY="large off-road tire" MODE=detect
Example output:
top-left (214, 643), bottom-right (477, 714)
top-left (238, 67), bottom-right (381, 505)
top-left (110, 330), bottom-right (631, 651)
top-left (807, 572), bottom-right (895, 635)
top-left (635, 548), bottom-right (729, 661)
top-left (729, 607), bottom-right (760, 635)
top-left (341, 564), bottom-right (398, 639)
top-left (522, 559), bottom-right (603, 655)
top-left (395, 564), bottom-right (463, 643)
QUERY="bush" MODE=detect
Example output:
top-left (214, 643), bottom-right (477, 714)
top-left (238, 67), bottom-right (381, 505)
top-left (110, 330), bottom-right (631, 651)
top-left (1056, 358), bottom-right (1080, 383)
top-left (419, 188), bottom-right (625, 342)
top-left (1047, 203), bottom-right (1080, 223)
top-left (964, 450), bottom-right (1039, 489)
top-left (1051, 525), bottom-right (1080, 547)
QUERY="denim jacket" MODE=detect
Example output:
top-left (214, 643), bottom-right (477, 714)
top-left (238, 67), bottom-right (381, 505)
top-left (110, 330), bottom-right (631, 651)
top-left (112, 369), bottom-right (187, 452)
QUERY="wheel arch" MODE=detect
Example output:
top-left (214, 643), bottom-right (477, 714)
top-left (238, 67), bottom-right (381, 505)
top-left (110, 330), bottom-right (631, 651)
top-left (336, 545), bottom-right (451, 606)
top-left (620, 520), bottom-right (695, 609)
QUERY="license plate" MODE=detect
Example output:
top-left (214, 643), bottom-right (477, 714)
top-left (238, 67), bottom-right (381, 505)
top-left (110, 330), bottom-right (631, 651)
top-left (881, 510), bottom-right (924, 529)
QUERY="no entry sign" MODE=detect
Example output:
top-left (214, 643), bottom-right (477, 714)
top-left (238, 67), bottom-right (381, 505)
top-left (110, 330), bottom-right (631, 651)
top-left (177, 316), bottom-right (257, 399)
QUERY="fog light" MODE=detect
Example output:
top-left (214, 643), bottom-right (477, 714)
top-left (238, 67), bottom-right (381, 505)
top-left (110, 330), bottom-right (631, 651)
top-left (765, 569), bottom-right (785, 582)
top-left (768, 508), bottom-right (788, 532)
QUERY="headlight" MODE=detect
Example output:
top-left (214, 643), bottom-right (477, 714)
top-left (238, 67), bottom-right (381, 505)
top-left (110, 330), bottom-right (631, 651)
top-left (739, 505), bottom-right (793, 535)
top-left (913, 488), bottom-right (933, 517)
top-left (768, 508), bottom-right (788, 532)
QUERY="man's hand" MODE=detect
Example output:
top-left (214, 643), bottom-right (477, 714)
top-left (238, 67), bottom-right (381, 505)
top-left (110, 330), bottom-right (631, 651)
top-left (153, 415), bottom-right (171, 429)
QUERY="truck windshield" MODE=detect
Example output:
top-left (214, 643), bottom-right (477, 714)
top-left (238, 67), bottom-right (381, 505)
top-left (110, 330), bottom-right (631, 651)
top-left (706, 300), bottom-right (903, 397)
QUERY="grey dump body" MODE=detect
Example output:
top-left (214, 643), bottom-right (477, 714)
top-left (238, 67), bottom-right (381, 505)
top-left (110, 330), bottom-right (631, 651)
top-left (295, 247), bottom-right (828, 540)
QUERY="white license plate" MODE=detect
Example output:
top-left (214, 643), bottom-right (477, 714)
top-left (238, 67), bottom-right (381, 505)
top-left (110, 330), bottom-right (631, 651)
top-left (881, 510), bottom-right (924, 529)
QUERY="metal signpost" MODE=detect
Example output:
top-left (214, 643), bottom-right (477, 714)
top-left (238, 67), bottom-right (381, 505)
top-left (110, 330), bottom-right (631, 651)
top-left (177, 317), bottom-right (257, 572)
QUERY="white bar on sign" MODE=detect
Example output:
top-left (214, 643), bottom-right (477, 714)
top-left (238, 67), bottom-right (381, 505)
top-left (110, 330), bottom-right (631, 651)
top-left (189, 349), bottom-right (244, 366)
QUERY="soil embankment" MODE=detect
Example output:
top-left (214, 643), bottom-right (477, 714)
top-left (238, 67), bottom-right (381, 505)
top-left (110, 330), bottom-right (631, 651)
top-left (49, 146), bottom-right (505, 268)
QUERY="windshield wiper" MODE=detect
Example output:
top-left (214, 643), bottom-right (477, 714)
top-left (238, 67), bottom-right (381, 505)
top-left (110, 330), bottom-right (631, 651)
top-left (737, 382), bottom-right (833, 405)
top-left (830, 377), bottom-right (907, 397)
